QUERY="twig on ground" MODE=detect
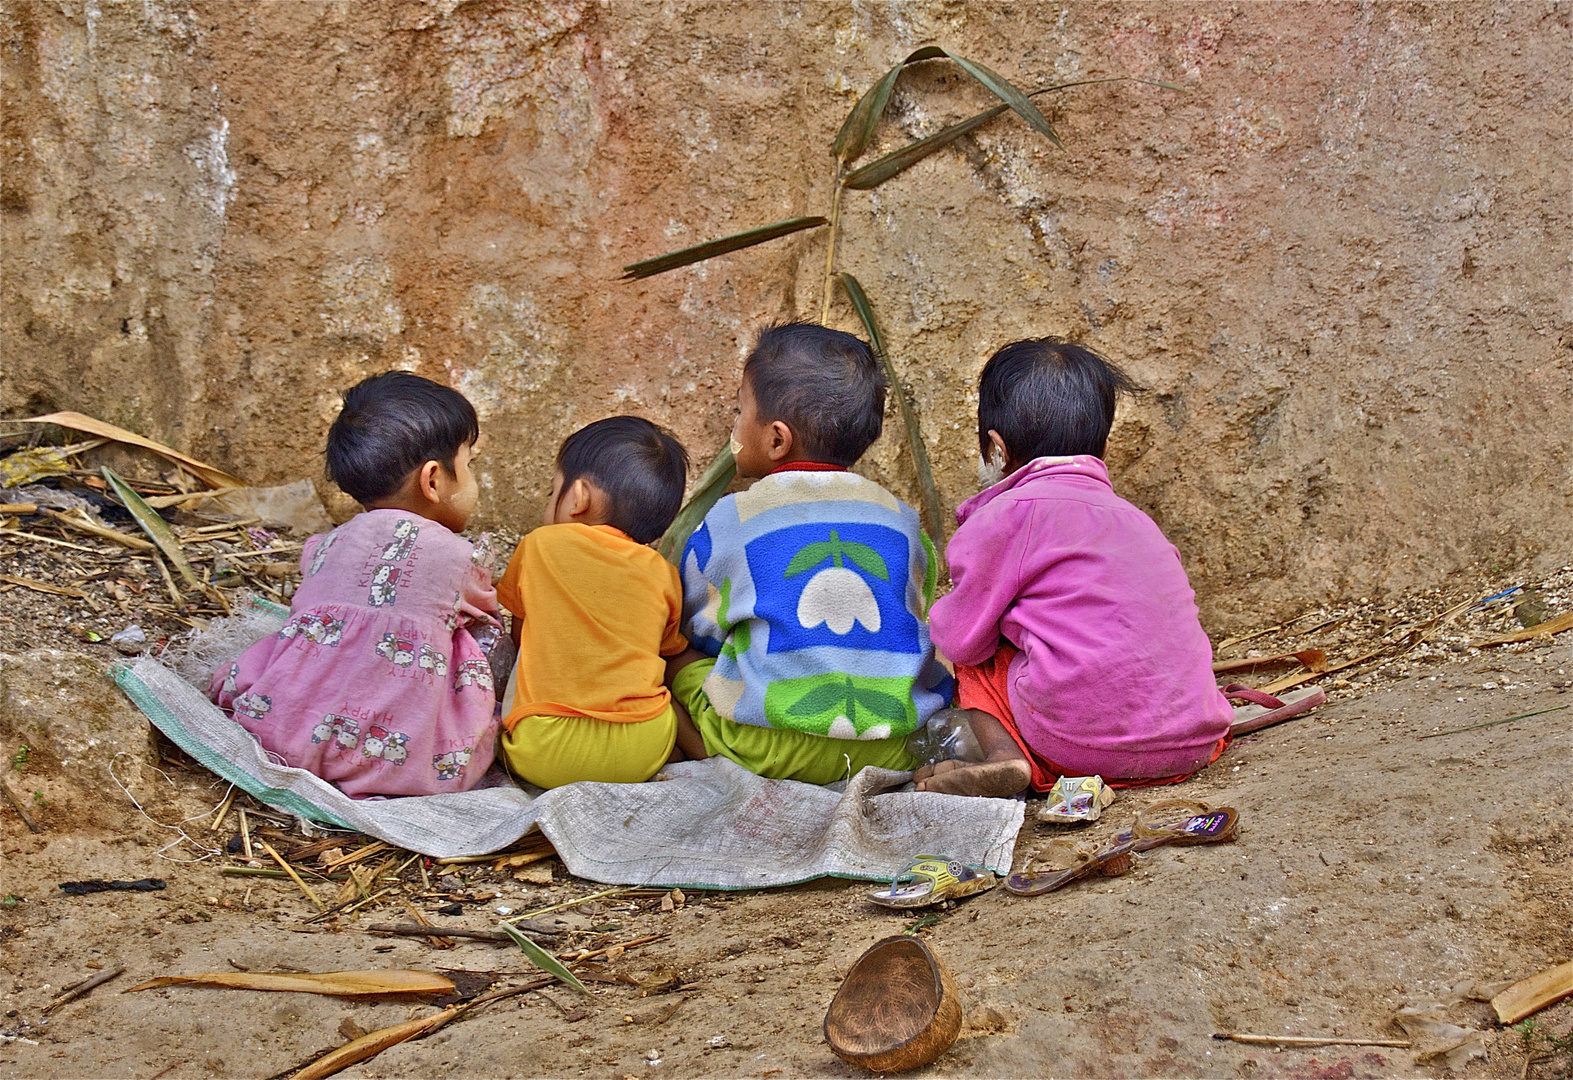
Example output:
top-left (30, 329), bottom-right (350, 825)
top-left (281, 977), bottom-right (553, 1080)
top-left (1420, 705), bottom-right (1568, 740)
top-left (259, 839), bottom-right (324, 911)
top-left (221, 867), bottom-right (350, 881)
top-left (558, 933), bottom-right (668, 964)
top-left (307, 883), bottom-right (399, 924)
top-left (151, 552), bottom-right (183, 606)
top-left (502, 887), bottom-right (632, 923)
top-left (37, 508), bottom-right (155, 551)
top-left (0, 574), bottom-right (88, 599)
top-left (42, 966), bottom-right (125, 1013)
top-left (0, 776), bottom-right (43, 833)
top-left (402, 903), bottom-right (453, 949)
top-left (321, 841), bottom-right (390, 869)
top-left (0, 529), bottom-right (112, 554)
top-left (366, 924), bottom-right (521, 944)
top-left (1474, 610), bottom-right (1573, 648)
top-left (209, 787), bottom-right (236, 832)
top-left (1212, 1033), bottom-right (1412, 1048)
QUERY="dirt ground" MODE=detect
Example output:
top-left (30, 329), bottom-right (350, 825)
top-left (1, 557), bottom-right (1570, 1080)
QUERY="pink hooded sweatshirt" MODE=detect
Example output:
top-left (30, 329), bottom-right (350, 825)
top-left (929, 455), bottom-right (1231, 779)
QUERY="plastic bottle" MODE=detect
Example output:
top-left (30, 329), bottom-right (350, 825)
top-left (905, 708), bottom-right (985, 770)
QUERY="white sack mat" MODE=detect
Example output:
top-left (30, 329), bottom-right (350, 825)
top-left (112, 601), bottom-right (1022, 885)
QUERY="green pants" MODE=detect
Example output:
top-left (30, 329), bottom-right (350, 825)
top-left (672, 658), bottom-right (917, 785)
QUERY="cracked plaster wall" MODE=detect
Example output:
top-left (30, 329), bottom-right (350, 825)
top-left (2, 1), bottom-right (1569, 630)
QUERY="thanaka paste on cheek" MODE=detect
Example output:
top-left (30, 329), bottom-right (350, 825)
top-left (977, 445), bottom-right (1007, 488)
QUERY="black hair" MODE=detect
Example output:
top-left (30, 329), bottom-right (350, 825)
top-left (556, 416), bottom-right (689, 544)
top-left (742, 322), bottom-right (885, 468)
top-left (324, 372), bottom-right (480, 504)
top-left (978, 338), bottom-right (1142, 461)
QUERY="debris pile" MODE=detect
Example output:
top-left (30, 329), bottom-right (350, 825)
top-left (1, 412), bottom-right (316, 654)
top-left (1209, 566), bottom-right (1573, 696)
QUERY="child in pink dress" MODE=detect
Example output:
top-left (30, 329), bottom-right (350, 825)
top-left (210, 372), bottom-right (502, 798)
top-left (920, 339), bottom-right (1233, 798)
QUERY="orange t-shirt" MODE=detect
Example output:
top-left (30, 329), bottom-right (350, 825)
top-left (495, 523), bottom-right (687, 731)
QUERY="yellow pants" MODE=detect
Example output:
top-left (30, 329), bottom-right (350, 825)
top-left (499, 705), bottom-right (677, 790)
top-left (671, 659), bottom-right (916, 785)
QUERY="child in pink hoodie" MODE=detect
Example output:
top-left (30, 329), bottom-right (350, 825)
top-left (919, 339), bottom-right (1232, 797)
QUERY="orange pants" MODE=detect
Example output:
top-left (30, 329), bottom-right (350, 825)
top-left (955, 644), bottom-right (1229, 793)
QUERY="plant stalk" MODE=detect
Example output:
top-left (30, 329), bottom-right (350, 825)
top-left (819, 176), bottom-right (845, 325)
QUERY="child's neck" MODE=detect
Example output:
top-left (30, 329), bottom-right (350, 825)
top-left (363, 494), bottom-right (453, 528)
top-left (767, 459), bottom-right (847, 474)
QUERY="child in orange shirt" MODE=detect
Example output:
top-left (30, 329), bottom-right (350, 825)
top-left (495, 417), bottom-right (691, 788)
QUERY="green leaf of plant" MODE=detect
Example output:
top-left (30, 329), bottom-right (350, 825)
top-left (843, 77), bottom-right (1169, 191)
top-left (786, 682), bottom-right (853, 717)
top-left (498, 923), bottom-right (590, 997)
top-left (836, 46), bottom-right (1056, 170)
top-left (839, 541), bottom-right (889, 582)
top-left (852, 686), bottom-right (909, 723)
top-left (656, 446), bottom-right (735, 564)
top-left (838, 274), bottom-right (947, 550)
top-left (784, 542), bottom-right (835, 578)
top-left (936, 48), bottom-right (1061, 147)
top-left (833, 60), bottom-right (907, 163)
top-left (102, 467), bottom-right (198, 586)
top-left (621, 217), bottom-right (828, 281)
top-left (843, 102), bottom-right (1011, 190)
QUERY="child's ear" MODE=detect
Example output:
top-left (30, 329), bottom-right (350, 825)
top-left (767, 420), bottom-right (794, 462)
top-left (415, 460), bottom-right (445, 505)
top-left (557, 478), bottom-right (595, 520)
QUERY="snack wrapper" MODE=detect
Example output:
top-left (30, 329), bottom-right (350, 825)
top-left (1037, 775), bottom-right (1116, 823)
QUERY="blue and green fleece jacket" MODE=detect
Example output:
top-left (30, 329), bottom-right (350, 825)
top-left (680, 468), bottom-right (954, 740)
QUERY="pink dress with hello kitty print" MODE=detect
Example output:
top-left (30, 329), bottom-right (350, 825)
top-left (209, 509), bottom-right (501, 798)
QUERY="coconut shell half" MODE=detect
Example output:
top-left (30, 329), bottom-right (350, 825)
top-left (824, 935), bottom-right (963, 1073)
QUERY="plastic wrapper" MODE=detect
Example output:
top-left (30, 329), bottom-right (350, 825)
top-left (1037, 775), bottom-right (1115, 823)
top-left (904, 708), bottom-right (985, 770)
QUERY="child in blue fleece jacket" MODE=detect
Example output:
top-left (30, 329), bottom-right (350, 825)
top-left (664, 322), bottom-right (953, 785)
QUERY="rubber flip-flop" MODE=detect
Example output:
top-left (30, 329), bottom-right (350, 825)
top-left (1224, 685), bottom-right (1327, 736)
top-left (867, 856), bottom-right (1000, 909)
top-left (1004, 807), bottom-right (1239, 896)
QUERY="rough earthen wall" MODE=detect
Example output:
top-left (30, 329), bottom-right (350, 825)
top-left (3, 1), bottom-right (1569, 630)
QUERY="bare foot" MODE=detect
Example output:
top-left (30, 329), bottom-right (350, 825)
top-left (914, 756), bottom-right (1031, 798)
top-left (912, 759), bottom-right (965, 783)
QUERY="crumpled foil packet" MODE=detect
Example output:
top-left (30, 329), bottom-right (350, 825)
top-left (1037, 774), bottom-right (1116, 823)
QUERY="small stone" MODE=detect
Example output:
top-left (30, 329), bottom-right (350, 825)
top-left (967, 1005), bottom-right (1009, 1033)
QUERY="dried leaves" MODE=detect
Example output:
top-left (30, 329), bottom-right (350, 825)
top-left (289, 1010), bottom-right (458, 1080)
top-left (1472, 610), bottom-right (1573, 648)
top-left (125, 969), bottom-right (455, 996)
top-left (16, 411), bottom-right (244, 489)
